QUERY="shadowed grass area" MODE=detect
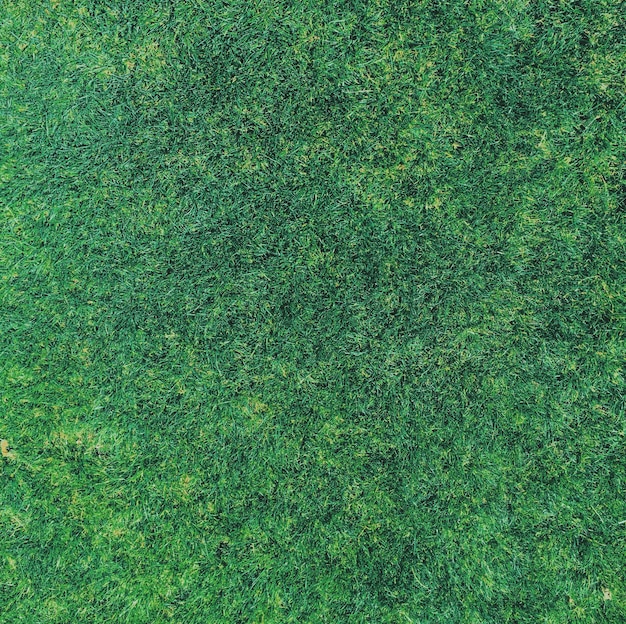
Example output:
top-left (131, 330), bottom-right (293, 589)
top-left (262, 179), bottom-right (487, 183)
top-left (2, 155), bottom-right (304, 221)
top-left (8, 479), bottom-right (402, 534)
top-left (1, 1), bottom-right (625, 622)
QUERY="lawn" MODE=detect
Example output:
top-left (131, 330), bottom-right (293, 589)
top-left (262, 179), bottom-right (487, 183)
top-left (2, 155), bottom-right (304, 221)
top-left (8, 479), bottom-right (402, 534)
top-left (1, 1), bottom-right (625, 622)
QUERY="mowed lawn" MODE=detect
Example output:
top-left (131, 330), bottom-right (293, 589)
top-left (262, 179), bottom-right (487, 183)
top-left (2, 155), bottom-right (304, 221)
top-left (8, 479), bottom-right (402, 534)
top-left (1, 1), bottom-right (625, 622)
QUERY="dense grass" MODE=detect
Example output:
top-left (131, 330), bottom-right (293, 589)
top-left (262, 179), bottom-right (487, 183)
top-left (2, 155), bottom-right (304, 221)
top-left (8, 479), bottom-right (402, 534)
top-left (1, 0), bottom-right (625, 622)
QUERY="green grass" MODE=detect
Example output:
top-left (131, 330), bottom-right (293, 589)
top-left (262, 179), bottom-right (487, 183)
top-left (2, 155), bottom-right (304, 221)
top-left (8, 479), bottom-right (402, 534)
top-left (1, 0), bottom-right (625, 622)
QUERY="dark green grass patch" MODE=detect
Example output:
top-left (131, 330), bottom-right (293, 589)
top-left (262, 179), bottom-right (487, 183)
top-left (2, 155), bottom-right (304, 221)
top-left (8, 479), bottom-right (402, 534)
top-left (1, 0), bottom-right (625, 622)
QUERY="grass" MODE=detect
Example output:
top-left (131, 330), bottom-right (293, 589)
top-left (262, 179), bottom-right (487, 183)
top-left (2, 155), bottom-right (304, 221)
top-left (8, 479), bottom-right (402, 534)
top-left (1, 0), bottom-right (625, 622)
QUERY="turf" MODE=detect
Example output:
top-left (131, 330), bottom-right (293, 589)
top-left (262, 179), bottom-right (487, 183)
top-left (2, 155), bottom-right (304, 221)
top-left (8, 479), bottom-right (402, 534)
top-left (1, 0), bottom-right (625, 622)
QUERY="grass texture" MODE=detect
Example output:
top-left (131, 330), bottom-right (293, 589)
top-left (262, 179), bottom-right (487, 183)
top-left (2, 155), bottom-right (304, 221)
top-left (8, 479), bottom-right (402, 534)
top-left (1, 1), bottom-right (625, 622)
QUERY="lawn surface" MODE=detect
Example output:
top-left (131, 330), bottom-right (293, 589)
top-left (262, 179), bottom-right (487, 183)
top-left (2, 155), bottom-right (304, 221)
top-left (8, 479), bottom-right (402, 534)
top-left (1, 1), bottom-right (625, 622)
